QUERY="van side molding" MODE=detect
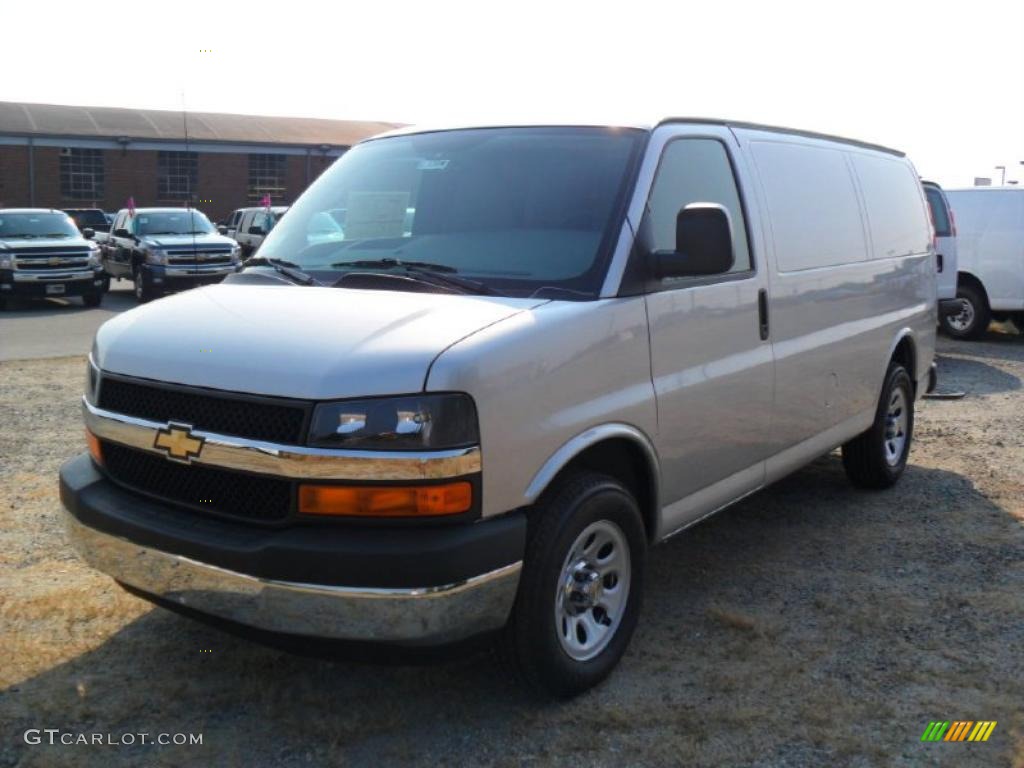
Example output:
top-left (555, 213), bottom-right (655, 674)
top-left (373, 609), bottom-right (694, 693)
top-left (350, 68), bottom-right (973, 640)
top-left (523, 423), bottom-right (660, 508)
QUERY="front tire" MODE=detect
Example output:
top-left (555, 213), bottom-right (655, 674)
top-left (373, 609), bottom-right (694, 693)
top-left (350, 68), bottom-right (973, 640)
top-left (940, 283), bottom-right (990, 339)
top-left (842, 363), bottom-right (914, 489)
top-left (133, 267), bottom-right (160, 303)
top-left (82, 291), bottom-right (103, 308)
top-left (499, 471), bottom-right (645, 699)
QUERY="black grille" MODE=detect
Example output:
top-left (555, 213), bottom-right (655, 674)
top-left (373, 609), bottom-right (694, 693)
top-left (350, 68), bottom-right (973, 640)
top-left (98, 377), bottom-right (308, 444)
top-left (101, 441), bottom-right (292, 522)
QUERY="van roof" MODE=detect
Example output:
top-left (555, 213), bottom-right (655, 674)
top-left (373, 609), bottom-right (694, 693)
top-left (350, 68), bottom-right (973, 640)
top-left (659, 118), bottom-right (905, 157)
top-left (367, 118), bottom-right (906, 157)
top-left (945, 186), bottom-right (1024, 193)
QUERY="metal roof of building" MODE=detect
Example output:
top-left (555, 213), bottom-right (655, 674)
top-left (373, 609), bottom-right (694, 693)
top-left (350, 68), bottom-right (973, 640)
top-left (0, 101), bottom-right (402, 147)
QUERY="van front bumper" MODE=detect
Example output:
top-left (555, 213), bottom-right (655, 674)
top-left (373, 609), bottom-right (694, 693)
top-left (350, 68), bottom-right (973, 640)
top-left (59, 454), bottom-right (525, 646)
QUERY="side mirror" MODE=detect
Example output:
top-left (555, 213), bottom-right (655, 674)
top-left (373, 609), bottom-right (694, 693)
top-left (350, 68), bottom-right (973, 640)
top-left (248, 226), bottom-right (264, 236)
top-left (114, 228), bottom-right (130, 238)
top-left (652, 203), bottom-right (734, 279)
top-left (217, 225), bottom-right (228, 235)
top-left (82, 228), bottom-right (95, 240)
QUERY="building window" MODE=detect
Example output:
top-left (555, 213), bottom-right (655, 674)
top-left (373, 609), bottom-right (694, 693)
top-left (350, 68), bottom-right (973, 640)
top-left (248, 154), bottom-right (287, 204)
top-left (60, 148), bottom-right (104, 200)
top-left (157, 151), bottom-right (198, 201)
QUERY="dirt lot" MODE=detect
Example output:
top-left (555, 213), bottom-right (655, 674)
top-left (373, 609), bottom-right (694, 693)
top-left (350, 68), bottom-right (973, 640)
top-left (1, 332), bottom-right (1022, 768)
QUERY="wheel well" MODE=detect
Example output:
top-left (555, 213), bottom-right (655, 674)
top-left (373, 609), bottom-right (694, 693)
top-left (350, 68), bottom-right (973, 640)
top-left (891, 335), bottom-right (916, 387)
top-left (957, 272), bottom-right (989, 307)
top-left (557, 438), bottom-right (658, 542)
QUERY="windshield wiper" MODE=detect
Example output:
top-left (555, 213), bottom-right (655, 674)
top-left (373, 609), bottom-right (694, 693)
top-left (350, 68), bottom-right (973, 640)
top-left (328, 258), bottom-right (500, 296)
top-left (43, 233), bottom-right (71, 238)
top-left (329, 258), bottom-right (456, 273)
top-left (245, 256), bottom-right (319, 286)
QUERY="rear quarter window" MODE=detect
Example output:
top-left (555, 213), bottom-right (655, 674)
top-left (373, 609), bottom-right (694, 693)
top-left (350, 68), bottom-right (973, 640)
top-left (924, 187), bottom-right (952, 237)
top-left (851, 154), bottom-right (931, 259)
top-left (751, 140), bottom-right (867, 272)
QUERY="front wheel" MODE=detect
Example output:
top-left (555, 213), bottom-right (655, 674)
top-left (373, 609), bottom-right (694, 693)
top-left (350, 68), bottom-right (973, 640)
top-left (940, 283), bottom-right (990, 340)
top-left (842, 363), bottom-right (914, 489)
top-left (133, 267), bottom-right (160, 303)
top-left (499, 471), bottom-right (646, 699)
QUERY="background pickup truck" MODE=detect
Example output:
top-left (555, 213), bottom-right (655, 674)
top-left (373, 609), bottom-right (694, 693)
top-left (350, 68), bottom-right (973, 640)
top-left (220, 206), bottom-right (288, 258)
top-left (101, 207), bottom-right (241, 302)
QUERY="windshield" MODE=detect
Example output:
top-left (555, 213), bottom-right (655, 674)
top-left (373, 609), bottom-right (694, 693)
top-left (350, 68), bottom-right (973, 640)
top-left (66, 209), bottom-right (109, 230)
top-left (255, 127), bottom-right (643, 297)
top-left (134, 210), bottom-right (214, 236)
top-left (0, 212), bottom-right (80, 239)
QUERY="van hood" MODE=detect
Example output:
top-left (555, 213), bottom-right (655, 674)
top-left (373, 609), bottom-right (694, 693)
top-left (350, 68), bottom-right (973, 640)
top-left (94, 284), bottom-right (545, 399)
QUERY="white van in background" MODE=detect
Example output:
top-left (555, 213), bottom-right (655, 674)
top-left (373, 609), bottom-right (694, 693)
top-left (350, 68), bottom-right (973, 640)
top-left (941, 188), bottom-right (1024, 338)
top-left (921, 181), bottom-right (963, 319)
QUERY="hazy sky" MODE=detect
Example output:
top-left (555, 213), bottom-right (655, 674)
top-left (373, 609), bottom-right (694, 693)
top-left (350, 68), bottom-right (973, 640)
top-left (2, 0), bottom-right (1021, 187)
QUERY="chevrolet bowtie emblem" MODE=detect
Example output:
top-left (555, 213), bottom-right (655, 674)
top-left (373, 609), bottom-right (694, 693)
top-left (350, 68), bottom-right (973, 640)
top-left (48, 257), bottom-right (64, 266)
top-left (154, 422), bottom-right (204, 463)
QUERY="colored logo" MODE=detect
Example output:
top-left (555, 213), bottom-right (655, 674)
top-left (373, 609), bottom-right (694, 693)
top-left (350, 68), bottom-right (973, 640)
top-left (154, 422), bottom-right (205, 463)
top-left (921, 721), bottom-right (996, 742)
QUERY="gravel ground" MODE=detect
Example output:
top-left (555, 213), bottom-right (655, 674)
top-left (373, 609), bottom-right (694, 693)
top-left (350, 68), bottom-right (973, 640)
top-left (1, 332), bottom-right (1022, 768)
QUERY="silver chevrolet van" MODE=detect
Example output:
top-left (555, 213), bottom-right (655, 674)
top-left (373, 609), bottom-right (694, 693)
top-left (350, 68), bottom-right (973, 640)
top-left (60, 119), bottom-right (936, 697)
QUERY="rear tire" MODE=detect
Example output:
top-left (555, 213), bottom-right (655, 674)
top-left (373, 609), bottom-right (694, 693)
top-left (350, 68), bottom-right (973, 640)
top-left (842, 363), bottom-right (914, 489)
top-left (940, 283), bottom-right (990, 339)
top-left (499, 471), bottom-right (645, 699)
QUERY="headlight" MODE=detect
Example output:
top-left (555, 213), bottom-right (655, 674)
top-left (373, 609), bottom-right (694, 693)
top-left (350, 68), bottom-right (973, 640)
top-left (231, 244), bottom-right (242, 260)
top-left (0, 253), bottom-right (11, 269)
top-left (308, 394), bottom-right (479, 450)
top-left (86, 247), bottom-right (101, 267)
top-left (142, 246), bottom-right (167, 265)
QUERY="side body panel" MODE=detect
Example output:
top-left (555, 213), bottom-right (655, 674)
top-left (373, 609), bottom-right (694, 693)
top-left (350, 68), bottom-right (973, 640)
top-left (426, 298), bottom-right (658, 520)
top-left (945, 189), bottom-right (1024, 311)
top-left (735, 128), bottom-right (935, 484)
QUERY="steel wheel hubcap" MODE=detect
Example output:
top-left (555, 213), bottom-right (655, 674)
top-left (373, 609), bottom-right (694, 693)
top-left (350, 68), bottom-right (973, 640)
top-left (948, 299), bottom-right (974, 332)
top-left (555, 519), bottom-right (631, 661)
top-left (884, 387), bottom-right (908, 465)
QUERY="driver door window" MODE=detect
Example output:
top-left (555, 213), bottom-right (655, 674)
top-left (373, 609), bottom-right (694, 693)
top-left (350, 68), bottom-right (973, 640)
top-left (645, 138), bottom-right (752, 285)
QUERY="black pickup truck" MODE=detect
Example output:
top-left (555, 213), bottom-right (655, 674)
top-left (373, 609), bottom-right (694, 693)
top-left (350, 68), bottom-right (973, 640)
top-left (0, 209), bottom-right (107, 308)
top-left (101, 207), bottom-right (242, 302)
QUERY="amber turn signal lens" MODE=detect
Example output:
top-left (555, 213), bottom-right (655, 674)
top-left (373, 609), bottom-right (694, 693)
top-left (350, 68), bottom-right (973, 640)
top-left (298, 481), bottom-right (472, 517)
top-left (85, 428), bottom-right (103, 465)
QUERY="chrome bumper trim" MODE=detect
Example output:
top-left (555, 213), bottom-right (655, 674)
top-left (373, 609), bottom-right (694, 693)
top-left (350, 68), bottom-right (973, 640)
top-left (63, 508), bottom-right (520, 644)
top-left (83, 398), bottom-right (482, 480)
top-left (163, 265), bottom-right (236, 277)
top-left (13, 270), bottom-right (96, 282)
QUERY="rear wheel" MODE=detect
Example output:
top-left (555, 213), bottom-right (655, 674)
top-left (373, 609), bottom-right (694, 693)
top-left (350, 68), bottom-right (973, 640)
top-left (940, 283), bottom-right (990, 339)
top-left (842, 363), bottom-right (914, 489)
top-left (499, 471), bottom-right (645, 699)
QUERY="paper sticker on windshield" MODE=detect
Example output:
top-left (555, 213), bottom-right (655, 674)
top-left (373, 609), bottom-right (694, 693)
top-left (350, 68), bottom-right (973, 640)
top-left (417, 158), bottom-right (449, 171)
top-left (344, 192), bottom-right (409, 239)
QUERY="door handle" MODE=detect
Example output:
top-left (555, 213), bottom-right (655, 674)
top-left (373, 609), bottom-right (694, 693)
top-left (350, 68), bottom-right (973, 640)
top-left (758, 288), bottom-right (769, 341)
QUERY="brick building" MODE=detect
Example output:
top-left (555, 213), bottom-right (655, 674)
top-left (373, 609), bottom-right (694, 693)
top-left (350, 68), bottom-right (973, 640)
top-left (0, 101), bottom-right (401, 222)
